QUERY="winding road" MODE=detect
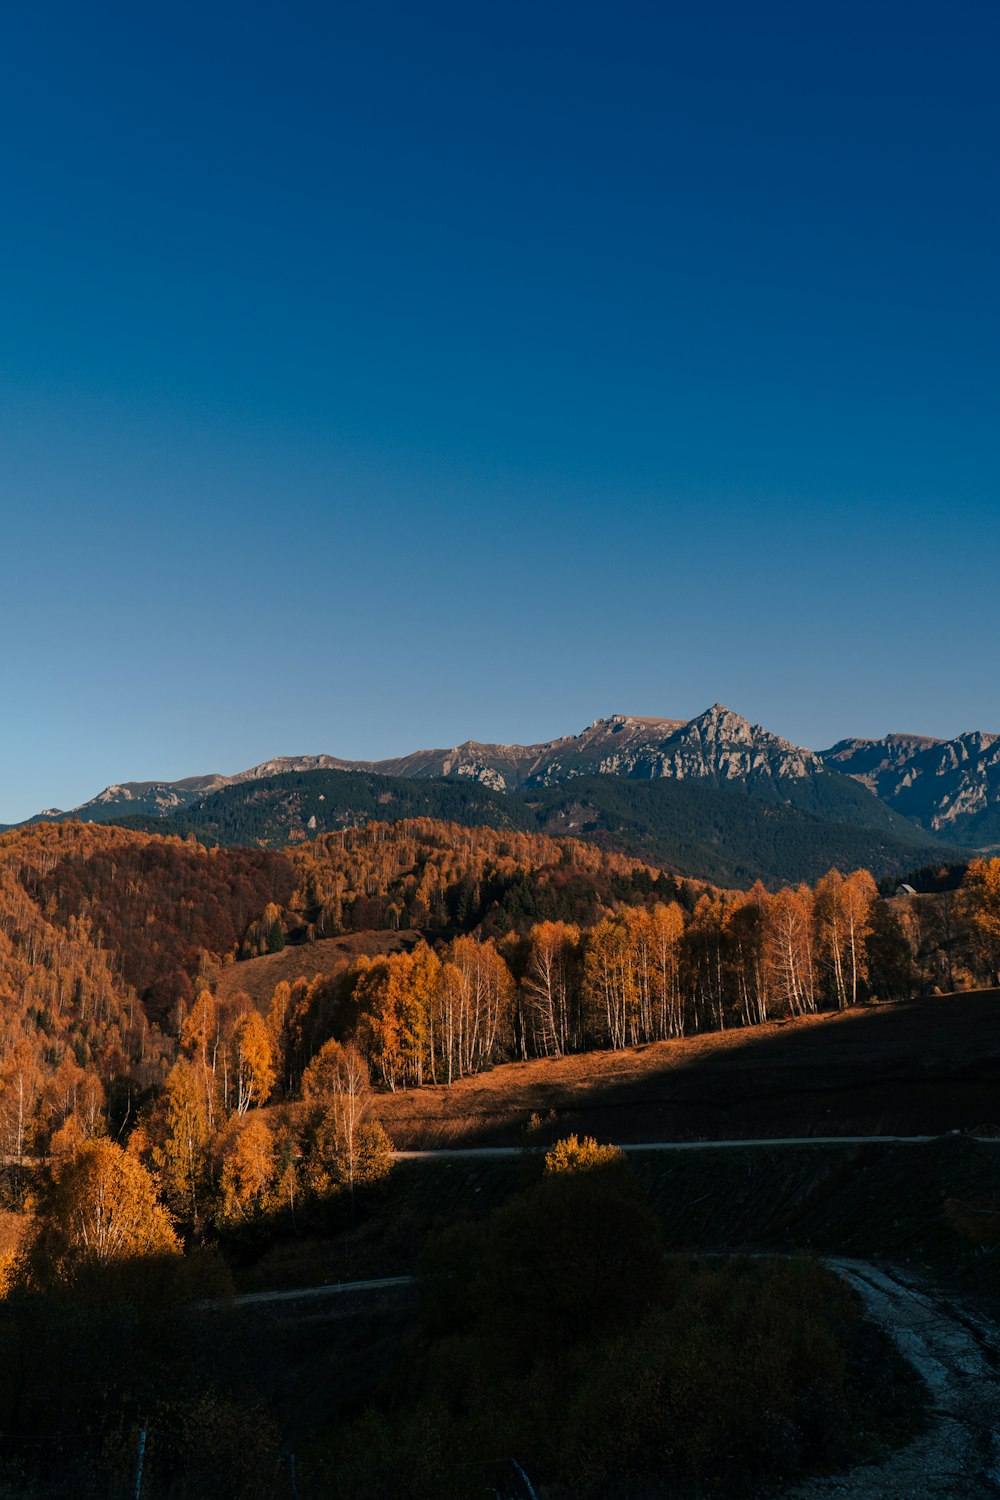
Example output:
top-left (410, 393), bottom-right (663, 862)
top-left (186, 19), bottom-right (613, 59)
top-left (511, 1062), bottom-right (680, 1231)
top-left (221, 1252), bottom-right (1000, 1496)
top-left (222, 1137), bottom-right (1000, 1495)
top-left (785, 1258), bottom-right (1000, 1498)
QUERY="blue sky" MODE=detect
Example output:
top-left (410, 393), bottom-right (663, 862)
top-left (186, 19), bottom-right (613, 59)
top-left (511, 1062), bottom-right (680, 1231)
top-left (1, 2), bottom-right (997, 820)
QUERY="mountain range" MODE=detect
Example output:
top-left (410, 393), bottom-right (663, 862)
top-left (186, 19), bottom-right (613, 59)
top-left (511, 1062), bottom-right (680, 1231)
top-left (9, 704), bottom-right (1000, 842)
top-left (822, 730), bottom-right (1000, 847)
top-left (3, 704), bottom-right (991, 887)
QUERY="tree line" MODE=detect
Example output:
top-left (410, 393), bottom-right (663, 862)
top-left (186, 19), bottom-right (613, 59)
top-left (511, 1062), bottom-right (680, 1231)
top-left (228, 857), bottom-right (1000, 1097)
top-left (277, 870), bottom-right (884, 1090)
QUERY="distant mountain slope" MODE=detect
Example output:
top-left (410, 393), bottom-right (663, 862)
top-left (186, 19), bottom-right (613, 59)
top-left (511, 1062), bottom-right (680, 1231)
top-left (15, 701), bottom-right (929, 813)
top-left (114, 768), bottom-right (535, 849)
top-left (27, 773), bottom-right (228, 824)
top-left (308, 704), bottom-right (827, 791)
top-left (821, 730), bottom-right (1000, 847)
top-left (224, 714), bottom-right (691, 793)
top-left (413, 713), bottom-right (690, 788)
top-left (111, 761), bottom-right (956, 887)
top-left (15, 700), bottom-right (995, 867)
top-left (526, 775), bottom-right (951, 885)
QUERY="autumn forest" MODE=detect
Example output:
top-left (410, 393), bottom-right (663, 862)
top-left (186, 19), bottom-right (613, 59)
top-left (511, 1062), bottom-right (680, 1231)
top-left (0, 813), bottom-right (997, 1495)
top-left (0, 817), bottom-right (993, 1160)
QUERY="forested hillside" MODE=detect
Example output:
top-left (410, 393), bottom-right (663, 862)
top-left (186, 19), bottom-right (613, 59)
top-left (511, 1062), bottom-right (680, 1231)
top-left (0, 814), bottom-right (997, 1500)
top-left (107, 763), bottom-right (954, 887)
top-left (111, 768), bottom-right (531, 849)
top-left (0, 819), bottom-right (684, 1156)
top-left (0, 814), bottom-right (990, 1175)
top-left (525, 774), bottom-right (946, 884)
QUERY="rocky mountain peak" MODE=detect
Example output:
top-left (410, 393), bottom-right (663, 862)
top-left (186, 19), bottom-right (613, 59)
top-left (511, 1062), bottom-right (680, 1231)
top-left (688, 704), bottom-right (753, 738)
top-left (818, 727), bottom-right (1000, 843)
top-left (15, 704), bottom-right (1000, 851)
top-left (673, 705), bottom-right (816, 765)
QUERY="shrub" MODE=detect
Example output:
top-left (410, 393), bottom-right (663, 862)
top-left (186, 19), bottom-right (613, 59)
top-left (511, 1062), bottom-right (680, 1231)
top-left (544, 1133), bottom-right (625, 1174)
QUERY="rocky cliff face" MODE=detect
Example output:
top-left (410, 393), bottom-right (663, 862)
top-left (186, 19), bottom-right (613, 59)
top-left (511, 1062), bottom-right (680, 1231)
top-left (346, 708), bottom-right (819, 792)
top-left (821, 731), bottom-right (1000, 845)
top-left (310, 715), bottom-right (689, 791)
top-left (227, 755), bottom-right (360, 782)
top-left (588, 705), bottom-right (822, 784)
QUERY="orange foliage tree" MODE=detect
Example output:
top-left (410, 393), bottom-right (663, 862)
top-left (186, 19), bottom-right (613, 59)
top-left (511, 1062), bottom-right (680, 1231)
top-left (25, 1139), bottom-right (179, 1282)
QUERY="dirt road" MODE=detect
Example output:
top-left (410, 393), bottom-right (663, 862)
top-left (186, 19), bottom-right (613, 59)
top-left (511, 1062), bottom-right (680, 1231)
top-left (218, 1275), bottom-right (414, 1309)
top-left (783, 1258), bottom-right (1000, 1498)
top-left (221, 1252), bottom-right (1000, 1496)
top-left (391, 1136), bottom-right (944, 1160)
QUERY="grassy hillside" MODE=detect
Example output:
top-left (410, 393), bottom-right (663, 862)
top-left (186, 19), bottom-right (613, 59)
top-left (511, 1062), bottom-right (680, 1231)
top-left (213, 928), bottom-right (420, 1008)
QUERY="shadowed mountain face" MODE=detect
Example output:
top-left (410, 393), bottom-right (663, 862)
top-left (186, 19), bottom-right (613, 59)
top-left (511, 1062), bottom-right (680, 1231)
top-left (821, 731), bottom-right (1000, 847)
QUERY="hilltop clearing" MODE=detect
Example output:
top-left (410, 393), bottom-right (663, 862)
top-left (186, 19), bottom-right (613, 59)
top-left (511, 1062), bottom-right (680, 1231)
top-left (213, 929), bottom-right (420, 1009)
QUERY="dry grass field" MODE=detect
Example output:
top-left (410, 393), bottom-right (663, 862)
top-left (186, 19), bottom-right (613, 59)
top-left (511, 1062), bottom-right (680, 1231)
top-left (372, 990), bottom-right (1000, 1148)
top-left (214, 929), bottom-right (420, 1007)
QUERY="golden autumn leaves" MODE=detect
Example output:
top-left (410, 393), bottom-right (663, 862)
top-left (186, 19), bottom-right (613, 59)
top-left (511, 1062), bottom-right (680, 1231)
top-left (138, 990), bottom-right (392, 1235)
top-left (959, 857), bottom-right (1000, 983)
top-left (333, 871), bottom-right (886, 1089)
top-left (22, 1137), bottom-right (179, 1285)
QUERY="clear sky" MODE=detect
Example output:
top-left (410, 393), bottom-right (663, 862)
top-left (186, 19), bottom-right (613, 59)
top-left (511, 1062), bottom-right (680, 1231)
top-left (1, 1), bottom-right (997, 821)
